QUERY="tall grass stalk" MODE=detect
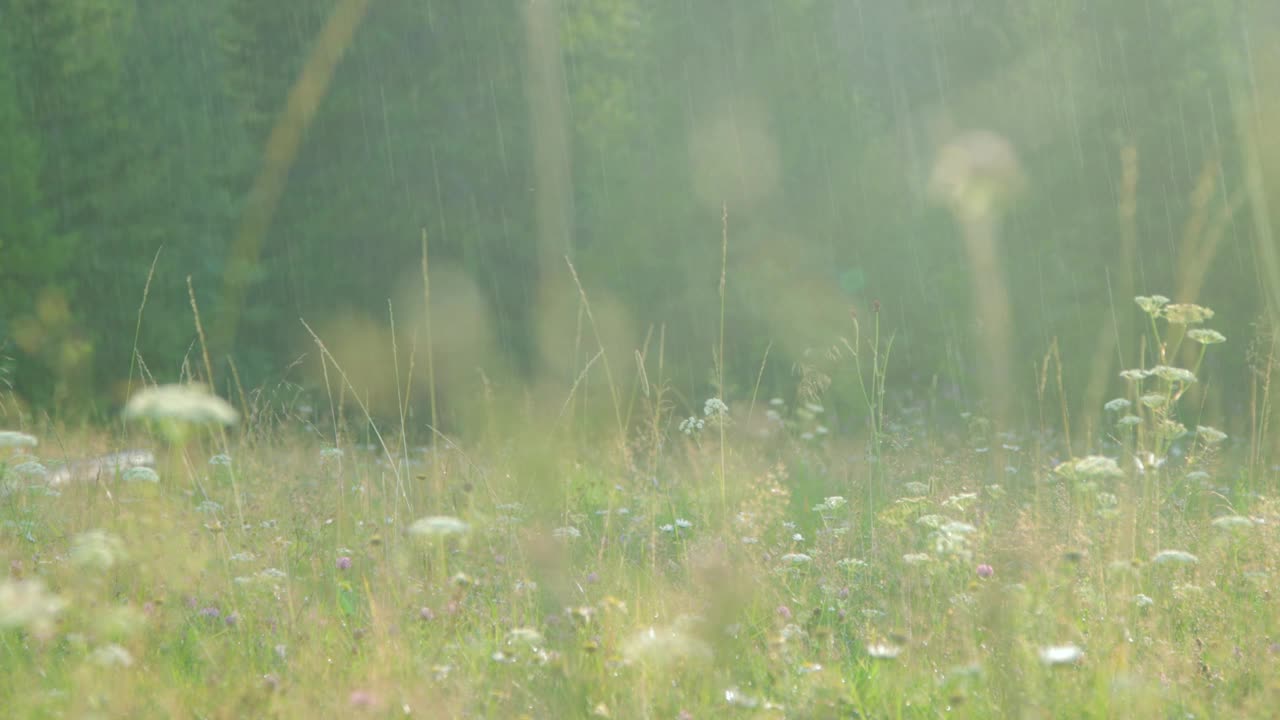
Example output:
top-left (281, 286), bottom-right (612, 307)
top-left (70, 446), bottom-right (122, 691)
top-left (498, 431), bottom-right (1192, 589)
top-left (844, 303), bottom-right (894, 550)
top-left (188, 276), bottom-right (244, 533)
top-left (125, 246), bottom-right (162, 405)
top-left (717, 203), bottom-right (729, 512)
top-left (421, 230), bottom-right (441, 487)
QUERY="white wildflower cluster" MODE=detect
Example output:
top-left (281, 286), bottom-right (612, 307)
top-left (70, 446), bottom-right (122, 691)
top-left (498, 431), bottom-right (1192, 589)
top-left (678, 416), bottom-right (705, 435)
top-left (1211, 515), bottom-right (1255, 531)
top-left (234, 567), bottom-right (289, 588)
top-left (1039, 644), bottom-right (1084, 665)
top-left (1152, 418), bottom-right (1187, 442)
top-left (1120, 294), bottom-right (1227, 467)
top-left (552, 526), bottom-right (581, 540)
top-left (901, 481), bottom-right (930, 497)
top-left (506, 627), bottom-right (544, 648)
top-left (1151, 549), bottom-right (1198, 565)
top-left (1134, 295), bottom-right (1214, 325)
top-left (409, 515), bottom-right (471, 539)
top-left (124, 383), bottom-right (239, 426)
top-left (703, 397), bottom-right (729, 419)
top-left (866, 642), bottom-right (902, 660)
top-left (1094, 492), bottom-right (1120, 520)
top-left (926, 519), bottom-right (977, 562)
top-left (779, 552), bottom-right (813, 566)
top-left (1187, 328), bottom-right (1226, 345)
top-left (812, 496), bottom-right (846, 512)
top-left (1149, 365), bottom-right (1197, 385)
top-left (1195, 426), bottom-right (1227, 445)
top-left (679, 397), bottom-right (737, 435)
top-left (10, 460), bottom-right (48, 479)
top-left (621, 617), bottom-right (712, 668)
top-left (0, 578), bottom-right (66, 640)
top-left (1055, 455), bottom-right (1124, 482)
top-left (1134, 295), bottom-right (1170, 316)
top-left (1139, 393), bottom-right (1167, 409)
top-left (941, 492), bottom-right (979, 511)
top-left (90, 643), bottom-right (134, 668)
top-left (1162, 303), bottom-right (1214, 325)
top-left (1120, 368), bottom-right (1150, 383)
top-left (1103, 398), bottom-right (1131, 413)
top-left (0, 431), bottom-right (38, 450)
top-left (71, 529), bottom-right (128, 571)
top-left (122, 466), bottom-right (160, 483)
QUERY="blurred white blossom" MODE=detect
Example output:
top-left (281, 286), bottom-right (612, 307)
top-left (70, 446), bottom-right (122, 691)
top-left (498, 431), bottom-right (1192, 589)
top-left (71, 529), bottom-right (127, 571)
top-left (0, 578), bottom-right (66, 640)
top-left (1039, 644), bottom-right (1083, 665)
top-left (409, 516), bottom-right (470, 539)
top-left (123, 383), bottom-right (238, 426)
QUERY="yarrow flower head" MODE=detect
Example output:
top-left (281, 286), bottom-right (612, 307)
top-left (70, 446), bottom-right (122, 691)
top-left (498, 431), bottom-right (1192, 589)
top-left (10, 461), bottom-right (47, 479)
top-left (1152, 549), bottom-right (1198, 565)
top-left (408, 516), bottom-right (470, 539)
top-left (1134, 295), bottom-right (1170, 316)
top-left (1161, 303), bottom-right (1214, 325)
top-left (0, 431), bottom-right (38, 450)
top-left (552, 526), bottom-right (581, 540)
top-left (1149, 365), bottom-right (1198, 385)
top-left (1139, 393), bottom-right (1167, 409)
top-left (1186, 328), bottom-right (1226, 345)
top-left (124, 383), bottom-right (239, 426)
top-left (813, 496), bottom-right (847, 511)
top-left (1195, 426), bottom-right (1227, 445)
top-left (678, 416), bottom-right (705, 435)
top-left (122, 466), bottom-right (160, 483)
top-left (1056, 455), bottom-right (1124, 481)
top-left (1211, 515), bottom-right (1254, 531)
top-left (507, 627), bottom-right (545, 647)
top-left (703, 398), bottom-right (729, 419)
top-left (866, 642), bottom-right (903, 660)
top-left (0, 578), bottom-right (66, 640)
top-left (71, 529), bottom-right (127, 571)
top-left (89, 643), bottom-right (134, 668)
top-left (1103, 398), bottom-right (1131, 413)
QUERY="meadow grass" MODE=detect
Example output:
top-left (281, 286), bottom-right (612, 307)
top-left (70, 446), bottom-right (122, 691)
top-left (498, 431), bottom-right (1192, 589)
top-left (2, 298), bottom-right (1280, 719)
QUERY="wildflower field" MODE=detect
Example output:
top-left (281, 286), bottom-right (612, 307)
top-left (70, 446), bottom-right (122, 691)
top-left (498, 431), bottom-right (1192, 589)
top-left (2, 295), bottom-right (1278, 719)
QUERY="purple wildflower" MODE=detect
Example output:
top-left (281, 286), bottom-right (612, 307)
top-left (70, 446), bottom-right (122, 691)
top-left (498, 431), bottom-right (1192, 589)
top-left (349, 689), bottom-right (377, 709)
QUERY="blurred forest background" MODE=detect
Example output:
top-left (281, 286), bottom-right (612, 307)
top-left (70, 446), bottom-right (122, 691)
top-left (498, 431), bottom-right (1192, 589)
top-left (2, 0), bottom-right (1280, 439)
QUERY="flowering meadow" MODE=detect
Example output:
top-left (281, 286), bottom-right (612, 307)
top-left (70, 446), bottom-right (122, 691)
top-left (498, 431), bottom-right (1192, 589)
top-left (2, 297), bottom-right (1279, 719)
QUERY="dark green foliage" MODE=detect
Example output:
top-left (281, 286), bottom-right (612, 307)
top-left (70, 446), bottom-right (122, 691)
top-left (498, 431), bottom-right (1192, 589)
top-left (0, 0), bottom-right (1258, 419)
